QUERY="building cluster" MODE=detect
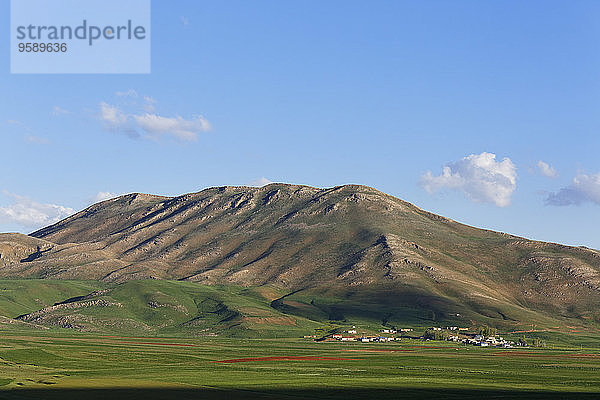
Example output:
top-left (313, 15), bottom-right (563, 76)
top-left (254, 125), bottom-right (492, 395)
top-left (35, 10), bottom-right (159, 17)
top-left (324, 326), bottom-right (414, 343)
top-left (461, 334), bottom-right (517, 348)
top-left (424, 330), bottom-right (523, 348)
top-left (308, 325), bottom-right (525, 348)
top-left (330, 333), bottom-right (401, 342)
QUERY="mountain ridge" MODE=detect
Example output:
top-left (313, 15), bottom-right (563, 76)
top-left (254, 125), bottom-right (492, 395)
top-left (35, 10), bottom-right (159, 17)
top-left (0, 183), bottom-right (598, 331)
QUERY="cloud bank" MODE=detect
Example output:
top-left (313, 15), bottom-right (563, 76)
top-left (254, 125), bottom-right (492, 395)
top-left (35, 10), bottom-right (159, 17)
top-left (545, 172), bottom-right (600, 206)
top-left (132, 114), bottom-right (211, 141)
top-left (421, 152), bottom-right (517, 207)
top-left (98, 92), bottom-right (211, 141)
top-left (0, 192), bottom-right (75, 228)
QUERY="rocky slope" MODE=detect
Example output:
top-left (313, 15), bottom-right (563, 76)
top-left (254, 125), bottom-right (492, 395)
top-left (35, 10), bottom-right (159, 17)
top-left (0, 184), bottom-right (598, 329)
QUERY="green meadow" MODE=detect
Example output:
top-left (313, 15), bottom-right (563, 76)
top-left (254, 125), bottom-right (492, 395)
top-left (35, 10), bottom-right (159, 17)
top-left (0, 332), bottom-right (599, 399)
top-left (0, 279), bottom-right (599, 399)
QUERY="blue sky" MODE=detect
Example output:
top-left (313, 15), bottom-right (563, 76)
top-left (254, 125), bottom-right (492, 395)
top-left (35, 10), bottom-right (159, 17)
top-left (1, 0), bottom-right (599, 249)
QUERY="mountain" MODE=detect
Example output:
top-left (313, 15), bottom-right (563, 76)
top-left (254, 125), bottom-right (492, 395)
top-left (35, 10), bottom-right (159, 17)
top-left (1, 183), bottom-right (599, 333)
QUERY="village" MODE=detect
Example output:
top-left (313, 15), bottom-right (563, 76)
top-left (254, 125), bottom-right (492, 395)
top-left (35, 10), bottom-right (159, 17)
top-left (307, 325), bottom-right (531, 348)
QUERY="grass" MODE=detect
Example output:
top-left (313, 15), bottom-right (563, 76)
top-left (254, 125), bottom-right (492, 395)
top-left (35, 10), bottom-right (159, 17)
top-left (0, 280), bottom-right (325, 338)
top-left (0, 280), bottom-right (104, 318)
top-left (0, 331), bottom-right (599, 399)
top-left (0, 279), bottom-right (598, 340)
top-left (0, 279), bottom-right (598, 398)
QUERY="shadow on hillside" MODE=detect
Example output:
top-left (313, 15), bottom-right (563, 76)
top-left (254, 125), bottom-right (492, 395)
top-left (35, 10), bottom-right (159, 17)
top-left (0, 387), bottom-right (598, 400)
top-left (19, 246), bottom-right (51, 263)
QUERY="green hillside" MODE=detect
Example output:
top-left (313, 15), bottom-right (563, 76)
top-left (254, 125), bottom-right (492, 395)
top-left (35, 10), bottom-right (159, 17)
top-left (0, 280), bottom-right (322, 337)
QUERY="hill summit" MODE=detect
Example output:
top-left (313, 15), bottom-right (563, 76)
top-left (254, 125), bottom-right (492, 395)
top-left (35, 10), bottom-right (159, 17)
top-left (1, 183), bottom-right (599, 330)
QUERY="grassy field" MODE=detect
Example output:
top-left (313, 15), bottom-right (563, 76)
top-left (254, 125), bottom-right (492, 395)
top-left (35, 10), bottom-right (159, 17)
top-left (0, 279), bottom-right (598, 398)
top-left (0, 331), bottom-right (599, 399)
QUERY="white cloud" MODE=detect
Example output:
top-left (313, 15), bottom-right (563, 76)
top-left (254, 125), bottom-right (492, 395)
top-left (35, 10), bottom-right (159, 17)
top-left (98, 96), bottom-right (211, 141)
top-left (545, 172), bottom-right (600, 206)
top-left (421, 152), bottom-right (517, 207)
top-left (91, 191), bottom-right (122, 203)
top-left (115, 89), bottom-right (139, 98)
top-left (7, 119), bottom-right (31, 131)
top-left (132, 113), bottom-right (211, 141)
top-left (143, 96), bottom-right (157, 112)
top-left (98, 102), bottom-right (139, 139)
top-left (25, 135), bottom-right (49, 145)
top-left (537, 160), bottom-right (558, 178)
top-left (181, 16), bottom-right (190, 26)
top-left (248, 177), bottom-right (274, 187)
top-left (51, 106), bottom-right (71, 116)
top-left (0, 192), bottom-right (75, 228)
top-left (7, 119), bottom-right (47, 144)
top-left (99, 102), bottom-right (128, 129)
